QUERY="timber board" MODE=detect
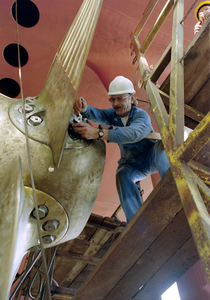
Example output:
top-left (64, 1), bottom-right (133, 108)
top-left (52, 215), bottom-right (125, 290)
top-left (194, 141), bottom-right (210, 168)
top-left (159, 17), bottom-right (210, 128)
top-left (104, 210), bottom-right (198, 300)
top-left (132, 237), bottom-right (198, 300)
top-left (72, 169), bottom-right (190, 300)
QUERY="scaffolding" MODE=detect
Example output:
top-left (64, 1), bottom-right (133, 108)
top-left (10, 1), bottom-right (210, 299)
top-left (130, 0), bottom-right (210, 282)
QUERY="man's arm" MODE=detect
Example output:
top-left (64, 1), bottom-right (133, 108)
top-left (71, 122), bottom-right (109, 140)
top-left (72, 97), bottom-right (111, 140)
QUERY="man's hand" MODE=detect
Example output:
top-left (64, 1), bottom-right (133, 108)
top-left (194, 22), bottom-right (202, 35)
top-left (74, 97), bottom-right (88, 115)
top-left (72, 122), bottom-right (110, 140)
top-left (72, 122), bottom-right (99, 140)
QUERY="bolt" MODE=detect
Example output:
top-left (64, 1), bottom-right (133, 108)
top-left (42, 235), bottom-right (56, 244)
top-left (27, 115), bottom-right (43, 126)
top-left (43, 220), bottom-right (59, 232)
top-left (32, 204), bottom-right (48, 219)
top-left (18, 104), bottom-right (34, 114)
top-left (26, 96), bottom-right (36, 102)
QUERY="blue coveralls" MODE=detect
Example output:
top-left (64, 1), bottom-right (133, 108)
top-left (82, 105), bottom-right (170, 223)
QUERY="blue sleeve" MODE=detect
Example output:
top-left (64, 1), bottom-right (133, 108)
top-left (82, 105), bottom-right (113, 124)
top-left (108, 110), bottom-right (153, 144)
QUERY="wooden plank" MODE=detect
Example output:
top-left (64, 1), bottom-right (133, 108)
top-left (188, 78), bottom-right (210, 114)
top-left (160, 17), bottom-right (210, 105)
top-left (133, 0), bottom-right (159, 37)
top-left (87, 214), bottom-right (104, 226)
top-left (182, 18), bottom-right (210, 105)
top-left (194, 141), bottom-right (210, 168)
top-left (161, 94), bottom-right (205, 123)
top-left (51, 286), bottom-right (77, 296)
top-left (159, 18), bottom-right (210, 126)
top-left (68, 264), bottom-right (95, 290)
top-left (133, 237), bottom-right (199, 299)
top-left (69, 236), bottom-right (115, 290)
top-left (56, 251), bottom-right (101, 265)
top-left (87, 215), bottom-right (126, 231)
top-left (150, 42), bottom-right (171, 83)
top-left (189, 160), bottom-right (210, 187)
top-left (73, 169), bottom-right (184, 300)
top-left (104, 209), bottom-right (197, 300)
top-left (53, 236), bottom-right (94, 285)
top-left (61, 228), bottom-right (113, 287)
top-left (52, 295), bottom-right (73, 300)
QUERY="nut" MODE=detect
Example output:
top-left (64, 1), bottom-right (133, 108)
top-left (18, 104), bottom-right (34, 114)
top-left (27, 115), bottom-right (43, 126)
top-left (42, 235), bottom-right (56, 244)
top-left (43, 220), bottom-right (59, 232)
top-left (32, 204), bottom-right (48, 219)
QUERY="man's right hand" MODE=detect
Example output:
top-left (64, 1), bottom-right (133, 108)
top-left (74, 97), bottom-right (88, 115)
top-left (194, 22), bottom-right (202, 35)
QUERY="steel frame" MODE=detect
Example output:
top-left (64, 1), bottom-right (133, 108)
top-left (130, 0), bottom-right (210, 282)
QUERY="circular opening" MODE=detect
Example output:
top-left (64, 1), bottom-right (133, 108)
top-left (0, 78), bottom-right (20, 98)
top-left (12, 0), bottom-right (40, 28)
top-left (3, 44), bottom-right (28, 67)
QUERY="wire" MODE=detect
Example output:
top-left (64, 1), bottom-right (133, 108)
top-left (9, 251), bottom-right (41, 300)
top-left (15, 1), bottom-right (51, 299)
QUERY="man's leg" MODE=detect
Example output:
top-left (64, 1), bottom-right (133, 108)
top-left (116, 164), bottom-right (145, 223)
top-left (150, 140), bottom-right (170, 178)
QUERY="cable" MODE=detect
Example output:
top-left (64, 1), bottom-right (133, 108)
top-left (9, 251), bottom-right (41, 300)
top-left (15, 1), bottom-right (51, 299)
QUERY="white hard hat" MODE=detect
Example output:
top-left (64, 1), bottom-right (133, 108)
top-left (108, 76), bottom-right (136, 95)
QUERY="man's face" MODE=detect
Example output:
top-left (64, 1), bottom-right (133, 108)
top-left (199, 5), bottom-right (210, 24)
top-left (109, 94), bottom-right (133, 117)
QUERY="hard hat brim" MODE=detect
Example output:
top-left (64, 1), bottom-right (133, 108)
top-left (194, 1), bottom-right (210, 22)
top-left (107, 90), bottom-right (136, 96)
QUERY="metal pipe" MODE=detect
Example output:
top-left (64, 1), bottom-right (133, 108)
top-left (140, 0), bottom-right (174, 54)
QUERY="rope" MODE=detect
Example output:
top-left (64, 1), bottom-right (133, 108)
top-left (15, 2), bottom-right (52, 299)
top-left (180, 0), bottom-right (199, 24)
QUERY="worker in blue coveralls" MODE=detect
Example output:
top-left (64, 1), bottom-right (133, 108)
top-left (73, 76), bottom-right (170, 223)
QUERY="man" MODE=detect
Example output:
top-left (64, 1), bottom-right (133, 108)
top-left (194, 1), bottom-right (210, 35)
top-left (73, 76), bottom-right (169, 223)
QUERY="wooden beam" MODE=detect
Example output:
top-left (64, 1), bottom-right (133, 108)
top-left (150, 42), bottom-right (171, 83)
top-left (73, 169), bottom-right (186, 300)
top-left (140, 0), bottom-right (174, 54)
top-left (51, 286), bottom-right (77, 296)
top-left (176, 112), bottom-right (210, 162)
top-left (182, 18), bottom-right (210, 105)
top-left (133, 0), bottom-right (159, 37)
top-left (56, 251), bottom-right (101, 265)
top-left (104, 210), bottom-right (198, 300)
top-left (160, 18), bottom-right (210, 113)
top-left (60, 228), bottom-right (113, 287)
top-left (189, 160), bottom-right (210, 187)
top-left (132, 236), bottom-right (198, 299)
top-left (160, 91), bottom-right (205, 123)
